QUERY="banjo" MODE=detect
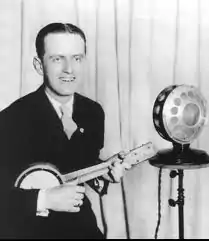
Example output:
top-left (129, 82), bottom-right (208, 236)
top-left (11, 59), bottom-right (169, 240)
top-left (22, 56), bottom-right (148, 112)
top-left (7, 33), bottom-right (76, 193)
top-left (15, 142), bottom-right (157, 190)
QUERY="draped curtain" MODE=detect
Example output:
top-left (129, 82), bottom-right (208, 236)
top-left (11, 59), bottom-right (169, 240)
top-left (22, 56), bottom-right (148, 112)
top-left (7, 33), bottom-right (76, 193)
top-left (1, 0), bottom-right (209, 238)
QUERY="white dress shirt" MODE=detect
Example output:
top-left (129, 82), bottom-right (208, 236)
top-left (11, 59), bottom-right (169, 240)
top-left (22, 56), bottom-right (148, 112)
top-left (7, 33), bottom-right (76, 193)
top-left (45, 91), bottom-right (74, 118)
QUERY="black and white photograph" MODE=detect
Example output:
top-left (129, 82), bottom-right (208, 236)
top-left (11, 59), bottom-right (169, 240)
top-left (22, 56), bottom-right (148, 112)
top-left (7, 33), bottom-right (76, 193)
top-left (0, 0), bottom-right (209, 239)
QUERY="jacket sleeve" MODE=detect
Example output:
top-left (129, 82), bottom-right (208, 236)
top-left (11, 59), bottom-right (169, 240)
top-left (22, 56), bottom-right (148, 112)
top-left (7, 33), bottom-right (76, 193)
top-left (0, 108), bottom-right (40, 221)
top-left (86, 103), bottom-right (110, 195)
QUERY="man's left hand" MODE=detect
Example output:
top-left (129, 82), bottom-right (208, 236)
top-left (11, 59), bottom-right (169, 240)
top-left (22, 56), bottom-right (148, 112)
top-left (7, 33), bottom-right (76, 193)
top-left (108, 151), bottom-right (132, 183)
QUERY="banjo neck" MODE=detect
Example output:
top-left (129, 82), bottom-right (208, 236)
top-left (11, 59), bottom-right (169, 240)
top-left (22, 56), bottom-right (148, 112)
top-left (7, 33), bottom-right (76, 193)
top-left (62, 154), bottom-right (119, 184)
top-left (62, 142), bottom-right (156, 184)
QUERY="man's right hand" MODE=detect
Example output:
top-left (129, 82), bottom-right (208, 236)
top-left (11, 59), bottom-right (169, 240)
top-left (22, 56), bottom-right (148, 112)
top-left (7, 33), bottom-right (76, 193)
top-left (44, 180), bottom-right (85, 213)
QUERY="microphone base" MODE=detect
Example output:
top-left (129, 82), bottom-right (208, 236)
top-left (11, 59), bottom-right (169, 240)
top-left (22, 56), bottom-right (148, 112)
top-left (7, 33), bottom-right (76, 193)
top-left (149, 144), bottom-right (209, 170)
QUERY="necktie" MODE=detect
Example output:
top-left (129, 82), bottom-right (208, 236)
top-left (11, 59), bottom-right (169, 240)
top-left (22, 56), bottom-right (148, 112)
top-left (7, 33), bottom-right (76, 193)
top-left (60, 105), bottom-right (77, 139)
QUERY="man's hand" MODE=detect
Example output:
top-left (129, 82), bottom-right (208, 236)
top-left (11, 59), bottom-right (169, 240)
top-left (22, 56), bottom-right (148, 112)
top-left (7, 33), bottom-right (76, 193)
top-left (44, 179), bottom-right (85, 213)
top-left (104, 151), bottom-right (132, 183)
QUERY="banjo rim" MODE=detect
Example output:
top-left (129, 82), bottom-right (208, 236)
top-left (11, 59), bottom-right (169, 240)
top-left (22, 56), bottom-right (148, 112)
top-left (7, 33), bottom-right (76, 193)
top-left (15, 163), bottom-right (64, 188)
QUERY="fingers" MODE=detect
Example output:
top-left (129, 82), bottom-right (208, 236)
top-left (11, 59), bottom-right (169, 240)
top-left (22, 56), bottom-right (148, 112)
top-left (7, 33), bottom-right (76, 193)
top-left (117, 152), bottom-right (125, 161)
top-left (112, 160), bottom-right (131, 170)
top-left (76, 185), bottom-right (85, 193)
top-left (118, 150), bottom-right (129, 159)
top-left (108, 159), bottom-right (132, 183)
top-left (63, 184), bottom-right (85, 201)
top-left (74, 192), bottom-right (84, 200)
top-left (112, 160), bottom-right (124, 170)
top-left (70, 206), bottom-right (80, 213)
top-left (122, 162), bottom-right (132, 170)
top-left (110, 170), bottom-right (122, 183)
top-left (59, 190), bottom-right (84, 213)
top-left (74, 199), bottom-right (83, 207)
top-left (66, 198), bottom-right (84, 213)
top-left (45, 182), bottom-right (86, 213)
top-left (109, 162), bottom-right (123, 182)
top-left (113, 158), bottom-right (132, 170)
top-left (63, 181), bottom-right (86, 193)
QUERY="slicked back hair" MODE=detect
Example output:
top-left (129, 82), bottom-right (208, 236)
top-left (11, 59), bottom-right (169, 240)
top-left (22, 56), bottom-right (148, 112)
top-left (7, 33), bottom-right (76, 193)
top-left (35, 22), bottom-right (87, 60)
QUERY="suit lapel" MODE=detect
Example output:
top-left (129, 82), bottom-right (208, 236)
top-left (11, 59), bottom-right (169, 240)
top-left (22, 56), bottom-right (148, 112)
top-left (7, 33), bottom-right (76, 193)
top-left (34, 87), bottom-right (86, 140)
top-left (34, 86), bottom-right (64, 136)
top-left (72, 93), bottom-right (87, 133)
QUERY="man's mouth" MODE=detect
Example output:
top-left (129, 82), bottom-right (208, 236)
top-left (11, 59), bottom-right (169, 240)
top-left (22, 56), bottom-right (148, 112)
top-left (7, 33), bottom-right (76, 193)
top-left (60, 76), bottom-right (76, 82)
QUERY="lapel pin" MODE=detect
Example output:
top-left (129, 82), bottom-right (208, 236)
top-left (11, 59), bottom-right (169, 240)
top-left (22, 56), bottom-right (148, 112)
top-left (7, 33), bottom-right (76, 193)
top-left (80, 128), bottom-right (84, 133)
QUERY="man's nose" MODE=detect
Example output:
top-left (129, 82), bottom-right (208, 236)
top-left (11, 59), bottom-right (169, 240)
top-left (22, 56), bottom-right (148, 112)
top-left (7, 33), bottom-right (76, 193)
top-left (63, 59), bottom-right (73, 73)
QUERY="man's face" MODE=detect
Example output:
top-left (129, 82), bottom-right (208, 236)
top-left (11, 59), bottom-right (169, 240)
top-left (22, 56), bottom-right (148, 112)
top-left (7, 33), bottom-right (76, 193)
top-left (41, 32), bottom-right (85, 101)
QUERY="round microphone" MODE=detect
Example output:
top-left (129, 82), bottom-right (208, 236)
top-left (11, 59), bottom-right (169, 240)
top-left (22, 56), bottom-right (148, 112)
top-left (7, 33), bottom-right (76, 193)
top-left (153, 85), bottom-right (207, 145)
top-left (151, 85), bottom-right (209, 240)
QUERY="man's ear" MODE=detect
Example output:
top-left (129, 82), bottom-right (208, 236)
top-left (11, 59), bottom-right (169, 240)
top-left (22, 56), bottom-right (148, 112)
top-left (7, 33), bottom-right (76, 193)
top-left (33, 56), bottom-right (44, 76)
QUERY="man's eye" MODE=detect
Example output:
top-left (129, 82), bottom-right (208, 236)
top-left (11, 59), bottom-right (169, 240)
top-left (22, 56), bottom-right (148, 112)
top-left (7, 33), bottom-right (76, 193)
top-left (74, 56), bottom-right (82, 62)
top-left (52, 57), bottom-right (61, 62)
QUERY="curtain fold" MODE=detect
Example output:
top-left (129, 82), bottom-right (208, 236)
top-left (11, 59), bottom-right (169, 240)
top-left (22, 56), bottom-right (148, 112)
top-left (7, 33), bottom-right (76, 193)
top-left (1, 0), bottom-right (209, 238)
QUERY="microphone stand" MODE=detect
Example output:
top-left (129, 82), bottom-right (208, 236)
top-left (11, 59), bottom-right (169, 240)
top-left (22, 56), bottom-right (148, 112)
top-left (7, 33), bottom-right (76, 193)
top-left (169, 169), bottom-right (184, 239)
top-left (149, 143), bottom-right (209, 239)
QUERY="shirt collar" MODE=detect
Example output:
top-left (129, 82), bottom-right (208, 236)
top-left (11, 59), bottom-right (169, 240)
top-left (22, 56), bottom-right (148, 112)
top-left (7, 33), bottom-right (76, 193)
top-left (45, 90), bottom-right (74, 119)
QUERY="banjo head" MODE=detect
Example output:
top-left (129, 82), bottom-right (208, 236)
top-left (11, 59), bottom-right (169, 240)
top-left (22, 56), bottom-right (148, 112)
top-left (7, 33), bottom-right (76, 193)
top-left (15, 163), bottom-right (63, 189)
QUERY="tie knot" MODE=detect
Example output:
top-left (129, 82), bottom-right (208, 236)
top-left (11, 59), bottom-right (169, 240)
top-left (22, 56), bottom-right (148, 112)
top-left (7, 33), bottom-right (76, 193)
top-left (60, 105), bottom-right (71, 118)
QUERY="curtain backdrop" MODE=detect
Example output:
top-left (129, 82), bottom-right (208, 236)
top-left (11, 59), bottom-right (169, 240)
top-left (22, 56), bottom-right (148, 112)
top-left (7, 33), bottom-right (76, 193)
top-left (1, 0), bottom-right (209, 238)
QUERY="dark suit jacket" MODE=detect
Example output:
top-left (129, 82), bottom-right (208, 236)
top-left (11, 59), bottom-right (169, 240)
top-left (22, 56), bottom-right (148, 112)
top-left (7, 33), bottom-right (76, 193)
top-left (0, 85), bottom-right (105, 239)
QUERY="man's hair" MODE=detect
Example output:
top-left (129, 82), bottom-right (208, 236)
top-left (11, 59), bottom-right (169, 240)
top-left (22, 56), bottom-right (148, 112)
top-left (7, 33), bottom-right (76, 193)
top-left (35, 22), bottom-right (87, 60)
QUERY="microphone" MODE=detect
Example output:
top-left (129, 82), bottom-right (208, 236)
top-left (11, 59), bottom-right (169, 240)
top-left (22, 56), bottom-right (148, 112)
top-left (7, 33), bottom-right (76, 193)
top-left (153, 85), bottom-right (207, 145)
top-left (150, 84), bottom-right (209, 240)
top-left (151, 84), bottom-right (209, 167)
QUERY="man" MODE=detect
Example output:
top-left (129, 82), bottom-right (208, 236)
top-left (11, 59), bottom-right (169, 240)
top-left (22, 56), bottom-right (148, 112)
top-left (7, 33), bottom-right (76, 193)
top-left (0, 23), bottom-right (130, 239)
